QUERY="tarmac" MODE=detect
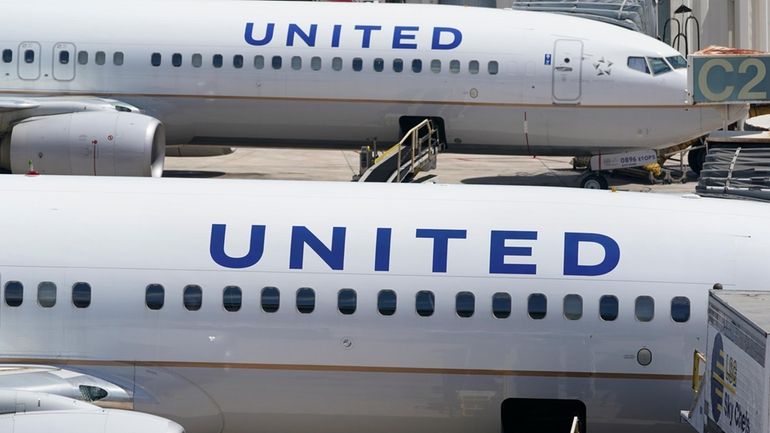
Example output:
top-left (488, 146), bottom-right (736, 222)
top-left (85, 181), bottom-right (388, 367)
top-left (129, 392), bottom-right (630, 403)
top-left (164, 147), bottom-right (698, 193)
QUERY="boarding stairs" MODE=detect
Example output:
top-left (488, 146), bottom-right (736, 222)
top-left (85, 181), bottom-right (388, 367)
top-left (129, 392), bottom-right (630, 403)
top-left (354, 119), bottom-right (440, 183)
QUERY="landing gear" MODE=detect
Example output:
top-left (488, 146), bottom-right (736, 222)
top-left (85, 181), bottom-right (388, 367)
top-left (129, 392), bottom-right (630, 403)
top-left (687, 145), bottom-right (706, 175)
top-left (579, 172), bottom-right (609, 189)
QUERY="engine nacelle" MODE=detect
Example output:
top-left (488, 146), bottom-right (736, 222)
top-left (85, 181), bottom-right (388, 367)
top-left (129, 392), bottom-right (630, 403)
top-left (0, 112), bottom-right (165, 177)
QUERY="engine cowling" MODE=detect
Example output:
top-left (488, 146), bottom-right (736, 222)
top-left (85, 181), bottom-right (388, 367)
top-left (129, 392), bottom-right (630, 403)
top-left (0, 112), bottom-right (165, 177)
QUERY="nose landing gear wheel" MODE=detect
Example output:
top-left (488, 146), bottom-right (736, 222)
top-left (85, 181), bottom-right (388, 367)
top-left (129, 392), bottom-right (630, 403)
top-left (580, 173), bottom-right (609, 189)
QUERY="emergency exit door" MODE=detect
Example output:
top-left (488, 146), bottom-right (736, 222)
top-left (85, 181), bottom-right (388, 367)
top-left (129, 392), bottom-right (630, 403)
top-left (552, 39), bottom-right (583, 103)
top-left (17, 42), bottom-right (41, 80)
top-left (53, 43), bottom-right (76, 81)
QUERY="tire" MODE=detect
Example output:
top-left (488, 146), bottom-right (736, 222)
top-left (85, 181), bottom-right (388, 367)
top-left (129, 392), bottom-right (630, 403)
top-left (580, 173), bottom-right (609, 189)
top-left (688, 146), bottom-right (706, 175)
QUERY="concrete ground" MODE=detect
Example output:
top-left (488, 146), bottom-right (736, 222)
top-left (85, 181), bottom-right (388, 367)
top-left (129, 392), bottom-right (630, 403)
top-left (164, 147), bottom-right (699, 193)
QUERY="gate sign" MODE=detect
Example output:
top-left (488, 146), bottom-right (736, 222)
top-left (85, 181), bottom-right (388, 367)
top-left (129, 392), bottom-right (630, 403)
top-left (689, 54), bottom-right (770, 104)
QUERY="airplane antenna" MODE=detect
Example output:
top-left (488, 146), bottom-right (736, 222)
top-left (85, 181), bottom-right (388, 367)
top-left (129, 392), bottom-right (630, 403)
top-left (25, 160), bottom-right (39, 176)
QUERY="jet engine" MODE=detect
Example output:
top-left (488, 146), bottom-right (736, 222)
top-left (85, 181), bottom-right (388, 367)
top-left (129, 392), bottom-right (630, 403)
top-left (0, 112), bottom-right (165, 177)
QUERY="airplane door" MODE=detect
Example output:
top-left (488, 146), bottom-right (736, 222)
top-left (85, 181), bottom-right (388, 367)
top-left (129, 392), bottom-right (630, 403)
top-left (18, 42), bottom-right (41, 80)
top-left (552, 40), bottom-right (583, 103)
top-left (52, 43), bottom-right (76, 81)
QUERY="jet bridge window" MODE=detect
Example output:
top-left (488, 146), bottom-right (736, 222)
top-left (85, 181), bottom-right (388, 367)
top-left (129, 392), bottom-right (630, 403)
top-left (635, 296), bottom-right (654, 322)
top-left (488, 61), bottom-right (499, 75)
top-left (37, 282), bottom-right (56, 308)
top-left (95, 51), bottom-right (106, 66)
top-left (393, 58), bottom-right (403, 73)
top-left (492, 292), bottom-right (511, 318)
top-left (373, 58), bottom-right (384, 72)
top-left (456, 291), bottom-right (474, 318)
top-left (563, 294), bottom-right (582, 320)
top-left (338, 289), bottom-right (357, 315)
top-left (192, 54), bottom-right (202, 68)
top-left (72, 282), bottom-right (91, 308)
top-left (272, 55), bottom-right (282, 70)
top-left (261, 286), bottom-right (279, 313)
top-left (58, 51), bottom-right (70, 65)
top-left (223, 286), bottom-right (242, 312)
top-left (213, 54), bottom-right (223, 69)
top-left (151, 53), bottom-right (161, 67)
top-left (378, 290), bottom-right (397, 316)
top-left (666, 55), bottom-right (687, 69)
top-left (291, 56), bottom-right (301, 70)
top-left (2, 49), bottom-right (11, 63)
top-left (430, 59), bottom-right (441, 73)
top-left (352, 57), bottom-right (363, 72)
top-left (600, 295), bottom-right (618, 321)
top-left (183, 285), bottom-right (202, 311)
top-left (627, 57), bottom-right (649, 74)
top-left (296, 287), bottom-right (315, 314)
top-left (332, 57), bottom-right (342, 71)
top-left (233, 55), bottom-right (244, 69)
top-left (172, 53), bottom-right (182, 68)
top-left (4, 281), bottom-right (23, 307)
top-left (469, 60), bottom-right (479, 74)
top-left (671, 296), bottom-right (690, 322)
top-left (449, 60), bottom-right (460, 74)
top-left (311, 56), bottom-right (321, 71)
top-left (648, 57), bottom-right (672, 75)
top-left (415, 290), bottom-right (434, 317)
top-left (411, 59), bottom-right (422, 73)
top-left (528, 293), bottom-right (547, 319)
top-left (146, 284), bottom-right (164, 310)
top-left (253, 55), bottom-right (264, 69)
top-left (113, 52), bottom-right (124, 66)
top-left (78, 51), bottom-right (88, 65)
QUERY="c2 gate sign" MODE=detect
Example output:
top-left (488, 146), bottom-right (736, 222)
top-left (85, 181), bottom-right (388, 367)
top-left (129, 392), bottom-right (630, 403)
top-left (689, 55), bottom-right (770, 103)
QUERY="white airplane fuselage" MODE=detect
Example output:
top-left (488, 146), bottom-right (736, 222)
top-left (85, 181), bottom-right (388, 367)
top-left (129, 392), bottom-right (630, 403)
top-left (0, 176), bottom-right (768, 432)
top-left (0, 0), bottom-right (747, 157)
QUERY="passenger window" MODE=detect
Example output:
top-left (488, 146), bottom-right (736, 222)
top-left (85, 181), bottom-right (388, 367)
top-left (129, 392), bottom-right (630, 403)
top-left (233, 54), bottom-right (244, 69)
top-left (72, 282), bottom-right (91, 308)
top-left (296, 287), bottom-right (315, 314)
top-left (272, 55), bottom-right (282, 70)
top-left (24, 50), bottom-right (34, 64)
top-left (377, 289), bottom-right (397, 316)
top-left (648, 57), bottom-right (671, 75)
top-left (469, 60), bottom-right (479, 74)
top-left (183, 285), bottom-right (202, 311)
top-left (291, 56), bottom-right (301, 70)
top-left (488, 61), bottom-right (499, 75)
top-left (528, 293), bottom-right (547, 319)
top-left (600, 295), bottom-right (618, 321)
top-left (95, 51), bottom-right (106, 65)
top-left (59, 51), bottom-right (70, 65)
top-left (261, 286), bottom-right (280, 313)
top-left (635, 296), bottom-right (654, 322)
top-left (223, 286), bottom-right (241, 312)
top-left (492, 292), bottom-right (511, 318)
top-left (192, 54), bottom-right (202, 68)
top-left (415, 290), bottom-right (434, 317)
top-left (338, 289), bottom-right (356, 315)
top-left (146, 284), bottom-right (164, 310)
top-left (37, 282), bottom-right (56, 308)
top-left (352, 57), bottom-right (363, 72)
top-left (5, 281), bottom-right (23, 307)
top-left (311, 56), bottom-right (321, 71)
top-left (456, 291), bottom-right (474, 318)
top-left (449, 60), bottom-right (460, 73)
top-left (2, 49), bottom-right (11, 63)
top-left (172, 53), bottom-right (182, 67)
top-left (113, 52), bottom-right (124, 66)
top-left (563, 294), bottom-right (582, 320)
top-left (253, 55), bottom-right (264, 69)
top-left (78, 51), bottom-right (88, 65)
top-left (666, 55), bottom-right (687, 69)
top-left (151, 52), bottom-right (161, 67)
top-left (373, 58), bottom-right (384, 72)
top-left (430, 59), bottom-right (441, 73)
top-left (332, 57), bottom-right (342, 71)
top-left (627, 56), bottom-right (649, 74)
top-left (213, 54), bottom-right (223, 68)
top-left (393, 58), bottom-right (403, 73)
top-left (411, 59), bottom-right (422, 73)
top-left (671, 296), bottom-right (690, 322)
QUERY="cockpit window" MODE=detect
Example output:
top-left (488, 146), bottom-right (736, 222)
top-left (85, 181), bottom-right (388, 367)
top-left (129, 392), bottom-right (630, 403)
top-left (627, 57), bottom-right (649, 74)
top-left (648, 57), bottom-right (672, 75)
top-left (666, 55), bottom-right (687, 69)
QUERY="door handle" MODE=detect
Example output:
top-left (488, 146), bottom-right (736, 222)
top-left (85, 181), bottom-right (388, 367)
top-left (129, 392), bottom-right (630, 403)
top-left (555, 66), bottom-right (573, 72)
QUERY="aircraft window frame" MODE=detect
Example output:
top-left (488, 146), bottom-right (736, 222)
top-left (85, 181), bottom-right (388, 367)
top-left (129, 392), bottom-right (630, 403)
top-left (58, 51), bottom-right (70, 65)
top-left (563, 294), bottom-right (583, 320)
top-left (411, 59), bottom-right (422, 73)
top-left (296, 287), bottom-right (315, 314)
top-left (430, 59), bottom-right (441, 73)
top-left (647, 57), bottom-right (672, 75)
top-left (95, 51), bottom-right (106, 66)
top-left (72, 282), bottom-right (91, 309)
top-left (671, 296), bottom-right (690, 323)
top-left (449, 59), bottom-right (460, 74)
top-left (37, 281), bottom-right (57, 308)
top-left (635, 296), bottom-right (654, 322)
top-left (311, 56), bottom-right (321, 71)
top-left (488, 60), bottom-right (499, 75)
top-left (377, 289), bottom-right (397, 316)
top-left (2, 49), bottom-right (11, 63)
top-left (469, 60), bottom-right (479, 74)
top-left (233, 54), bottom-right (244, 69)
top-left (332, 57), bottom-right (342, 71)
top-left (599, 295), bottom-right (619, 321)
top-left (192, 53), bottom-right (202, 68)
top-left (223, 285), bottom-right (242, 312)
top-left (528, 293), bottom-right (547, 320)
top-left (492, 292), bottom-right (511, 319)
top-left (172, 53), bottom-right (182, 68)
top-left (24, 49), bottom-right (34, 64)
top-left (4, 281), bottom-right (23, 307)
top-left (183, 284), bottom-right (202, 311)
top-left (393, 58), bottom-right (403, 73)
top-left (145, 284), bottom-right (164, 310)
top-left (261, 286), bottom-right (280, 313)
top-left (352, 57), bottom-right (363, 72)
top-left (272, 55), bottom-right (282, 70)
top-left (627, 56), bottom-right (650, 74)
top-left (113, 52), bottom-right (124, 66)
top-left (338, 288), bottom-right (357, 315)
top-left (253, 55), bottom-right (264, 70)
top-left (373, 58), bottom-right (384, 72)
top-left (291, 56), bottom-right (302, 70)
top-left (78, 51), bottom-right (88, 65)
top-left (455, 291), bottom-right (474, 318)
top-left (212, 54), bottom-right (223, 69)
top-left (151, 52), bottom-right (161, 67)
top-left (666, 55), bottom-right (687, 69)
top-left (415, 290), bottom-right (434, 317)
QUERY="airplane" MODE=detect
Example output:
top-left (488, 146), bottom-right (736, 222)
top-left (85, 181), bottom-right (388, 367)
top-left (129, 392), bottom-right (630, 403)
top-left (0, 174), bottom-right (768, 433)
top-left (0, 0), bottom-right (748, 183)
